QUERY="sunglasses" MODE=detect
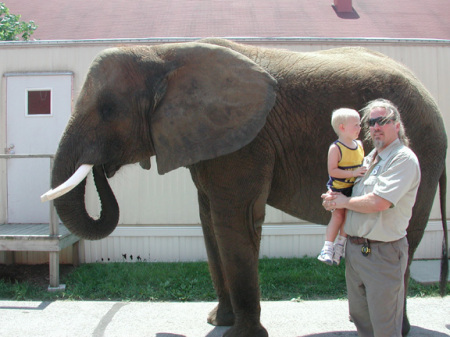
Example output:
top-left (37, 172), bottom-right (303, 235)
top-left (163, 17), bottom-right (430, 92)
top-left (367, 117), bottom-right (394, 127)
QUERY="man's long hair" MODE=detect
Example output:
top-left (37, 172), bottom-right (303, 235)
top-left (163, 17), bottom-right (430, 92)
top-left (360, 98), bottom-right (410, 147)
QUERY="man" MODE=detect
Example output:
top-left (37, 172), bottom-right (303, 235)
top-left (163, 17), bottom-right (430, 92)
top-left (322, 98), bottom-right (421, 337)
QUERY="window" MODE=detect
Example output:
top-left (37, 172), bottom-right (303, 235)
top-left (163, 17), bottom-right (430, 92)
top-left (27, 89), bottom-right (51, 115)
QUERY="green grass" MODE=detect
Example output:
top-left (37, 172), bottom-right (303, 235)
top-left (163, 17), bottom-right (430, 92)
top-left (0, 257), bottom-right (447, 301)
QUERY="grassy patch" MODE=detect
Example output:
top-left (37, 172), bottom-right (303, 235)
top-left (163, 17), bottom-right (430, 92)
top-left (65, 262), bottom-right (216, 301)
top-left (259, 257), bottom-right (347, 300)
top-left (0, 257), bottom-right (447, 301)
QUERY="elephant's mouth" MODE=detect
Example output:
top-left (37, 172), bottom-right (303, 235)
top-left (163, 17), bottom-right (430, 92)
top-left (103, 162), bottom-right (122, 178)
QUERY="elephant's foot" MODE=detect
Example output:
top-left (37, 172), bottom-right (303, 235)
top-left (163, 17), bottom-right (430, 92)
top-left (402, 314), bottom-right (411, 336)
top-left (207, 303), bottom-right (235, 326)
top-left (223, 323), bottom-right (268, 337)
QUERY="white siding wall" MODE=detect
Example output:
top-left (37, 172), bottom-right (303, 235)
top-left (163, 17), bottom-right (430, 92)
top-left (79, 221), bottom-right (448, 263)
top-left (5, 221), bottom-right (447, 263)
top-left (1, 38), bottom-right (449, 264)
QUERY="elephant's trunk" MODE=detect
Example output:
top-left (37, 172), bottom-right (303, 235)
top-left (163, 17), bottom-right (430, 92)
top-left (51, 153), bottom-right (120, 240)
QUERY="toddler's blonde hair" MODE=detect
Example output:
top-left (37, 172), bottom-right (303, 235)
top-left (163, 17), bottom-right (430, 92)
top-left (331, 108), bottom-right (360, 135)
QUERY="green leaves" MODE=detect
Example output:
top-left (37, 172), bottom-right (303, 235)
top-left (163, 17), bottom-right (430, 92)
top-left (0, 3), bottom-right (37, 41)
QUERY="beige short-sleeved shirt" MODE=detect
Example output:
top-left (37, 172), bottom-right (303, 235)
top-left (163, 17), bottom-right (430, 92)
top-left (344, 139), bottom-right (421, 242)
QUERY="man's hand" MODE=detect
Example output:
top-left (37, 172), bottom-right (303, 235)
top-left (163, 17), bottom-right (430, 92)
top-left (322, 190), bottom-right (392, 214)
top-left (321, 190), bottom-right (347, 211)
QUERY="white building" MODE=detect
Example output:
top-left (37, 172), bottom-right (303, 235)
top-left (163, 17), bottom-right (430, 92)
top-left (1, 1), bottom-right (449, 264)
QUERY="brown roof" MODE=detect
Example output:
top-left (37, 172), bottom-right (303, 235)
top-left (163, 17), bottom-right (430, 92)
top-left (6, 0), bottom-right (450, 41)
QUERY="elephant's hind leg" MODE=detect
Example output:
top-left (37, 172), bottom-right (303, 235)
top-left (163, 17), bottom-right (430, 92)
top-left (402, 172), bottom-right (442, 336)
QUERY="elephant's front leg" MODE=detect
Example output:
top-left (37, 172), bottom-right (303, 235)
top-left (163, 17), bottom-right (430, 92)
top-left (213, 201), bottom-right (268, 337)
top-left (197, 191), bottom-right (235, 326)
top-left (190, 141), bottom-right (274, 337)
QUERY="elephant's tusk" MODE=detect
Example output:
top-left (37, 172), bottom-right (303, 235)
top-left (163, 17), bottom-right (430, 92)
top-left (40, 164), bottom-right (94, 202)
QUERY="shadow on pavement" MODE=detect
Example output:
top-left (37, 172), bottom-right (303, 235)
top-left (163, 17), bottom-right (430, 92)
top-left (408, 326), bottom-right (450, 336)
top-left (302, 331), bottom-right (357, 336)
top-left (301, 326), bottom-right (449, 337)
top-left (154, 326), bottom-right (230, 337)
top-left (0, 301), bottom-right (52, 311)
top-left (205, 327), bottom-right (230, 336)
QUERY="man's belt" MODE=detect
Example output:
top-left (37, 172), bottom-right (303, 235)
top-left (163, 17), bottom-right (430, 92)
top-left (348, 236), bottom-right (382, 244)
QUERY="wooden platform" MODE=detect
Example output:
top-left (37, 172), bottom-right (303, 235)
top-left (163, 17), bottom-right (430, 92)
top-left (0, 223), bottom-right (78, 251)
top-left (0, 223), bottom-right (80, 290)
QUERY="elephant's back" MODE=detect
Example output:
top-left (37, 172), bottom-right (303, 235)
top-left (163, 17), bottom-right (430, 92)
top-left (200, 39), bottom-right (447, 225)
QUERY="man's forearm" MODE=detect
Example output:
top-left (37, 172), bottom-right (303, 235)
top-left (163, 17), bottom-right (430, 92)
top-left (335, 193), bottom-right (392, 214)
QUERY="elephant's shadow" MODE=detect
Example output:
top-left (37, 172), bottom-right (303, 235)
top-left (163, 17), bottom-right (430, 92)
top-left (156, 325), bottom-right (449, 337)
top-left (301, 326), bottom-right (449, 337)
top-left (205, 327), bottom-right (230, 337)
top-left (155, 326), bottom-right (229, 337)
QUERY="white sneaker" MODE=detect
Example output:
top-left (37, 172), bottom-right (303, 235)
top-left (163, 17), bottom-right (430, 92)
top-left (333, 243), bottom-right (345, 265)
top-left (318, 247), bottom-right (334, 265)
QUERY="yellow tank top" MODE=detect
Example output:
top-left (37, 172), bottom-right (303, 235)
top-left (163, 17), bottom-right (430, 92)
top-left (327, 140), bottom-right (364, 191)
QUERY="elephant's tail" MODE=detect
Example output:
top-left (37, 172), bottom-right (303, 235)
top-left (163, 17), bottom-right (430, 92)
top-left (439, 165), bottom-right (448, 296)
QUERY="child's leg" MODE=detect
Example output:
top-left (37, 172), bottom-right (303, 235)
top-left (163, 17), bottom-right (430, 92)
top-left (319, 209), bottom-right (345, 265)
top-left (333, 210), bottom-right (348, 265)
top-left (336, 209), bottom-right (348, 241)
top-left (325, 209), bottom-right (346, 242)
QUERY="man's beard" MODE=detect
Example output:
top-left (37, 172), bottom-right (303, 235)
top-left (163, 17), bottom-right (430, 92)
top-left (373, 139), bottom-right (384, 149)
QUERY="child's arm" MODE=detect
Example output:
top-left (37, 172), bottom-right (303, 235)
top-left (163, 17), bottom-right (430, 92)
top-left (328, 144), bottom-right (366, 179)
top-left (354, 141), bottom-right (367, 177)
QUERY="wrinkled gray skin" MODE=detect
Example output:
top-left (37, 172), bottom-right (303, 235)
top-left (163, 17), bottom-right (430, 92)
top-left (52, 39), bottom-right (448, 337)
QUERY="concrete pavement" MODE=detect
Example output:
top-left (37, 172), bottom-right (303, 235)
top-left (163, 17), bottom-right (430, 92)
top-left (0, 297), bottom-right (448, 337)
top-left (0, 259), bottom-right (448, 337)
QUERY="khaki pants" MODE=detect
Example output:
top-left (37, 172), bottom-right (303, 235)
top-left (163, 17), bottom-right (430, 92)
top-left (345, 237), bottom-right (408, 337)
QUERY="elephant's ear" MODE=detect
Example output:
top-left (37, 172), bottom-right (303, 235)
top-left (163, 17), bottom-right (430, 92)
top-left (151, 42), bottom-right (277, 174)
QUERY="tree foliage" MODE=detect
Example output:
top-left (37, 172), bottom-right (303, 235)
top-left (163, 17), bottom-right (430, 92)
top-left (0, 3), bottom-right (37, 41)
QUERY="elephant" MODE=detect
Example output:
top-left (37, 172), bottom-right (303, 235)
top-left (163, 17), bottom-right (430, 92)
top-left (42, 38), bottom-right (448, 337)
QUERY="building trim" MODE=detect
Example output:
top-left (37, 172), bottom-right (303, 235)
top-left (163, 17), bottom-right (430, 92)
top-left (0, 37), bottom-right (449, 48)
top-left (4, 72), bottom-right (74, 77)
top-left (108, 220), bottom-right (447, 237)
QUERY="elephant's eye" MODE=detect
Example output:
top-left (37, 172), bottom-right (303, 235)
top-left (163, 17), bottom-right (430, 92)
top-left (98, 92), bottom-right (118, 121)
top-left (100, 106), bottom-right (114, 121)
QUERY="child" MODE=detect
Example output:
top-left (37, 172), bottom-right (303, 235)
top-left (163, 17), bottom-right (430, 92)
top-left (318, 108), bottom-right (367, 265)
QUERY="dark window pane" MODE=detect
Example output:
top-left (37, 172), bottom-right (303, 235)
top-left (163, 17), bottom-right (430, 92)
top-left (28, 90), bottom-right (51, 115)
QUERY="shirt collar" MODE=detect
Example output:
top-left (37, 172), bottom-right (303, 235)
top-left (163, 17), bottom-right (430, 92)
top-left (366, 138), bottom-right (402, 164)
top-left (377, 138), bottom-right (402, 161)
